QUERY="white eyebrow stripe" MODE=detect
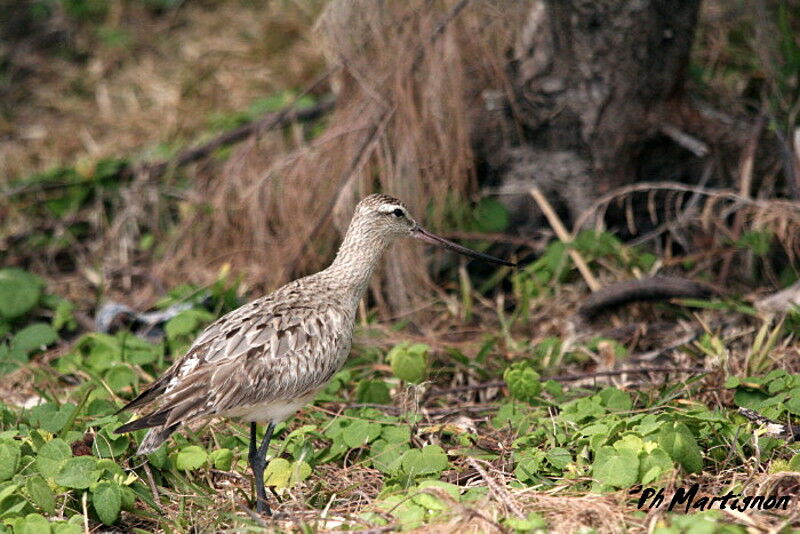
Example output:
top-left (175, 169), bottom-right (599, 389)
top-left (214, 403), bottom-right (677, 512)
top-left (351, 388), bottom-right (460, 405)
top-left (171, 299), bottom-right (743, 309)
top-left (378, 203), bottom-right (405, 214)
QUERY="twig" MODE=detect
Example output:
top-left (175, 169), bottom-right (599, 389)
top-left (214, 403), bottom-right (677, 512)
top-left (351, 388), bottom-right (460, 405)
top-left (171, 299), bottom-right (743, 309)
top-left (660, 123), bottom-right (710, 157)
top-left (627, 159), bottom-right (714, 247)
top-left (3, 93), bottom-right (336, 197)
top-left (738, 407), bottom-right (800, 442)
top-left (239, 504), bottom-right (269, 528)
top-left (82, 491), bottom-right (90, 534)
top-left (141, 461), bottom-right (161, 508)
top-left (529, 187), bottom-right (601, 291)
top-left (136, 94), bottom-right (336, 179)
top-left (466, 457), bottom-right (524, 519)
top-left (578, 276), bottom-right (720, 319)
top-left (209, 468), bottom-right (248, 482)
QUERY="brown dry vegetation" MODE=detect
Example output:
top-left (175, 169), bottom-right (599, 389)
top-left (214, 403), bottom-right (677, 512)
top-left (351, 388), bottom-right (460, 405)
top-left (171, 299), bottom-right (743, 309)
top-left (2, 0), bottom-right (800, 532)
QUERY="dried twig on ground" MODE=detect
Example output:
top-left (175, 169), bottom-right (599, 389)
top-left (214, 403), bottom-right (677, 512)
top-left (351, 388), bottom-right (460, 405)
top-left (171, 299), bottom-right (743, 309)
top-left (466, 457), bottom-right (524, 519)
top-left (136, 94), bottom-right (336, 181)
top-left (578, 276), bottom-right (720, 319)
top-left (738, 407), bottom-right (800, 442)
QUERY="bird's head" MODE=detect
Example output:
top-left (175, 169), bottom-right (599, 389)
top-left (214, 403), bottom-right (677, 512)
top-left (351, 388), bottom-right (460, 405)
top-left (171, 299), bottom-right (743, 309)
top-left (353, 194), bottom-right (515, 266)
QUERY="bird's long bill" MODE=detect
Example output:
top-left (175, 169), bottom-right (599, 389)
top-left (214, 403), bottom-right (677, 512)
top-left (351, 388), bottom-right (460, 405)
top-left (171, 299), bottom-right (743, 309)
top-left (413, 227), bottom-right (515, 267)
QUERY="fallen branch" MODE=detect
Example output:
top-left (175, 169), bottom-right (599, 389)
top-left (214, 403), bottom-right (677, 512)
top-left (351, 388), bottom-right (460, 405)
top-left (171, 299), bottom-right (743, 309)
top-left (578, 276), bottom-right (720, 319)
top-left (4, 93), bottom-right (336, 197)
top-left (466, 457), bottom-right (524, 519)
top-left (135, 94), bottom-right (336, 180)
top-left (738, 407), bottom-right (799, 442)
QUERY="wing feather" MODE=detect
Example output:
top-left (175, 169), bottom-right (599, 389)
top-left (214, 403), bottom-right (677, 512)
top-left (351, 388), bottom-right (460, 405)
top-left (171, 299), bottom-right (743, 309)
top-left (117, 290), bottom-right (353, 428)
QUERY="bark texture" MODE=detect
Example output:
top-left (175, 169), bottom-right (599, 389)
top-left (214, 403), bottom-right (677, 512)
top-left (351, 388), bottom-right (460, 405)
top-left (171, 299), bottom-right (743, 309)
top-left (479, 0), bottom-right (702, 227)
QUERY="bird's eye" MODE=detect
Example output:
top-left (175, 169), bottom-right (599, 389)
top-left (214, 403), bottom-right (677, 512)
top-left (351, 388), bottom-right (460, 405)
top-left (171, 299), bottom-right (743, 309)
top-left (392, 208), bottom-right (404, 217)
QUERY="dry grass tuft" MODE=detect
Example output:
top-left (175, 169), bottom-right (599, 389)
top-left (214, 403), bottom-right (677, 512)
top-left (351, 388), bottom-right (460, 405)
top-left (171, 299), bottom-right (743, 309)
top-left (168, 0), bottom-right (525, 314)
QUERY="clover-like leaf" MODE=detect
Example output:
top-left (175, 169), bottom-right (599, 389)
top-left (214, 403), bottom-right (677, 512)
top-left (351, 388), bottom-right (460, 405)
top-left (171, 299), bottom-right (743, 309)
top-left (504, 363), bottom-right (541, 404)
top-left (92, 481), bottom-right (122, 525)
top-left (175, 445), bottom-right (208, 471)
top-left (387, 343), bottom-right (428, 384)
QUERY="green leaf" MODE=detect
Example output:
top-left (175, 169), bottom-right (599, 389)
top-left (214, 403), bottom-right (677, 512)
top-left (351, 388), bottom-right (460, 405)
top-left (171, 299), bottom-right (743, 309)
top-left (598, 387), bottom-right (632, 411)
top-left (175, 445), bottom-right (207, 471)
top-left (505, 512), bottom-right (548, 532)
top-left (0, 442), bottom-right (21, 481)
top-left (120, 335), bottom-right (160, 365)
top-left (592, 446), bottom-right (639, 488)
top-left (613, 434), bottom-right (644, 455)
top-left (52, 523), bottom-right (82, 534)
top-left (474, 198), bottom-right (509, 233)
top-left (26, 476), bottom-right (55, 515)
top-left (503, 363), bottom-right (541, 403)
top-left (639, 447), bottom-right (673, 485)
top-left (76, 334), bottom-right (121, 372)
top-left (343, 420), bottom-right (382, 448)
top-left (379, 496), bottom-right (426, 529)
top-left (789, 453), bottom-right (800, 471)
top-left (1, 489), bottom-right (28, 519)
top-left (92, 425), bottom-right (129, 458)
top-left (92, 481), bottom-right (121, 525)
top-left (55, 457), bottom-right (99, 489)
top-left (263, 458), bottom-right (311, 489)
top-left (370, 439), bottom-right (410, 474)
top-left (0, 269), bottom-right (43, 319)
top-left (724, 376), bottom-right (741, 388)
top-left (381, 425), bottom-right (411, 444)
top-left (95, 459), bottom-right (124, 478)
top-left (400, 445), bottom-right (448, 476)
top-left (36, 439), bottom-right (72, 478)
top-left (165, 309), bottom-right (214, 342)
top-left (786, 395), bottom-right (800, 416)
top-left (29, 403), bottom-right (74, 434)
top-left (355, 380), bottom-right (392, 404)
top-left (103, 366), bottom-right (137, 390)
top-left (545, 447), bottom-right (571, 470)
top-left (387, 343), bottom-right (428, 384)
top-left (12, 513), bottom-right (51, 534)
top-left (658, 423), bottom-right (703, 474)
top-left (209, 448), bottom-right (233, 471)
top-left (52, 298), bottom-right (75, 332)
top-left (11, 324), bottom-right (58, 355)
top-left (515, 449), bottom-right (545, 483)
top-left (146, 445), bottom-right (168, 469)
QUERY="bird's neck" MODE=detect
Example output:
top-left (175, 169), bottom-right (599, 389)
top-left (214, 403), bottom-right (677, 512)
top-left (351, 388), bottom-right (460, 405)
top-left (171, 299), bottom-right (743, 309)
top-left (323, 225), bottom-right (391, 305)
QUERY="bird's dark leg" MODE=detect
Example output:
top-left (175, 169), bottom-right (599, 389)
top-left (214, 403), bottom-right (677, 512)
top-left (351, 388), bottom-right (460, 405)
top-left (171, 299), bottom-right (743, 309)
top-left (248, 422), bottom-right (275, 516)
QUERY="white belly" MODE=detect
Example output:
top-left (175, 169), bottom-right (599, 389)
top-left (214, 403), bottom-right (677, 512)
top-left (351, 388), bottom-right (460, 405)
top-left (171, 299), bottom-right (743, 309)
top-left (220, 392), bottom-right (317, 424)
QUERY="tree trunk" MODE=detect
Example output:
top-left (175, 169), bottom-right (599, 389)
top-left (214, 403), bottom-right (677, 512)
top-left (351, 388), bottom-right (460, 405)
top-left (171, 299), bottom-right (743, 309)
top-left (480, 0), bottom-right (702, 226)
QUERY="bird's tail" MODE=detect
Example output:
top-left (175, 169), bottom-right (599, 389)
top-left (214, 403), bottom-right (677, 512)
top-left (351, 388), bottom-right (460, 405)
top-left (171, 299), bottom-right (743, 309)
top-left (115, 409), bottom-right (179, 455)
top-left (136, 423), bottom-right (180, 455)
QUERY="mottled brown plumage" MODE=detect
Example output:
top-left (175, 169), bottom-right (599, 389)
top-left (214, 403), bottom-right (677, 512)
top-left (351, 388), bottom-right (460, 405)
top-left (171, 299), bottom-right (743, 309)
top-left (115, 193), bottom-right (513, 515)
